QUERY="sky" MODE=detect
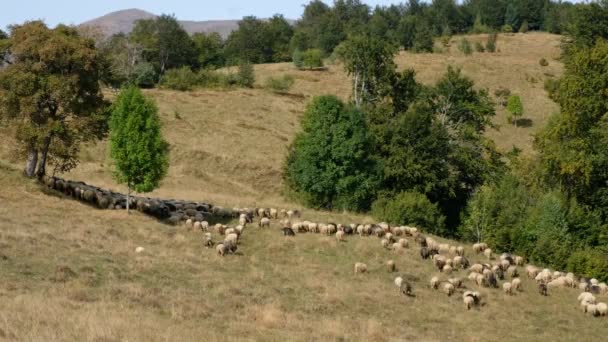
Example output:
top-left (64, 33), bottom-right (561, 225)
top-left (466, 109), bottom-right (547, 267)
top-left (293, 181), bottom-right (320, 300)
top-left (0, 0), bottom-right (402, 28)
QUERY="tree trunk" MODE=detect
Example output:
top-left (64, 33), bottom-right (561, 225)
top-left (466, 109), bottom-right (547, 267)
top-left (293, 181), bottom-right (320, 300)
top-left (126, 183), bottom-right (131, 214)
top-left (24, 146), bottom-right (38, 178)
top-left (35, 136), bottom-right (52, 179)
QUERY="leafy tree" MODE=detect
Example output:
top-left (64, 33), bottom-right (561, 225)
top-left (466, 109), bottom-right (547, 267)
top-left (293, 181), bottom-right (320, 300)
top-left (133, 62), bottom-right (158, 88)
top-left (372, 191), bottom-right (446, 235)
top-left (99, 33), bottom-right (143, 87)
top-left (0, 22), bottom-right (108, 178)
top-left (504, 3), bottom-right (519, 30)
top-left (224, 16), bottom-right (269, 64)
top-left (564, 1), bottom-right (608, 51)
top-left (472, 12), bottom-right (491, 33)
top-left (109, 87), bottom-right (169, 213)
top-left (336, 35), bottom-right (396, 107)
top-left (506, 95), bottom-right (523, 126)
top-left (160, 67), bottom-right (198, 91)
top-left (192, 32), bottom-right (224, 68)
top-left (397, 15), bottom-right (418, 50)
top-left (266, 15), bottom-right (295, 62)
top-left (130, 14), bottom-right (196, 78)
top-left (302, 49), bottom-right (324, 69)
top-left (284, 95), bottom-right (378, 211)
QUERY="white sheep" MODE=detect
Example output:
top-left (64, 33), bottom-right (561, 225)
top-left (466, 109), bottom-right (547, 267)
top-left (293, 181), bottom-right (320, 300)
top-left (453, 256), bottom-right (463, 269)
top-left (470, 264), bottom-right (484, 274)
top-left (468, 272), bottom-right (480, 281)
top-left (280, 209), bottom-right (287, 218)
top-left (225, 233), bottom-right (238, 246)
top-left (456, 246), bottom-right (465, 256)
top-left (511, 278), bottom-right (522, 291)
top-left (381, 239), bottom-right (390, 249)
top-left (590, 278), bottom-right (599, 286)
top-left (500, 259), bottom-right (511, 271)
top-left (597, 302), bottom-right (607, 316)
top-left (430, 276), bottom-right (440, 289)
top-left (392, 243), bottom-right (404, 255)
top-left (193, 221), bottom-right (202, 231)
top-left (449, 246), bottom-right (457, 255)
top-left (398, 238), bottom-right (409, 248)
top-left (503, 282), bottom-right (513, 295)
top-left (483, 248), bottom-right (492, 260)
top-left (201, 221), bottom-right (209, 231)
top-left (354, 262), bottom-right (367, 274)
top-left (216, 243), bottom-right (227, 256)
top-left (464, 295), bottom-right (475, 310)
top-left (135, 246), bottom-right (145, 253)
top-left (239, 217), bottom-right (247, 227)
top-left (442, 265), bottom-right (453, 274)
top-left (443, 283), bottom-right (455, 296)
top-left (507, 266), bottom-right (518, 278)
top-left (387, 260), bottom-right (396, 272)
top-left (448, 278), bottom-right (462, 288)
top-left (394, 276), bottom-right (403, 288)
top-left (336, 230), bottom-right (345, 242)
top-left (439, 243), bottom-right (450, 254)
top-left (514, 256), bottom-right (524, 266)
top-left (259, 217), bottom-right (271, 228)
top-left (185, 219), bottom-right (193, 229)
top-left (526, 265), bottom-right (540, 279)
top-left (270, 208), bottom-right (278, 219)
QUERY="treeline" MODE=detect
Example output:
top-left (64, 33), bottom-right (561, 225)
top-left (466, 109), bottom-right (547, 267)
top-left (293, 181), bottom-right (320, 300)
top-left (284, 2), bottom-right (608, 281)
top-left (95, 0), bottom-right (580, 89)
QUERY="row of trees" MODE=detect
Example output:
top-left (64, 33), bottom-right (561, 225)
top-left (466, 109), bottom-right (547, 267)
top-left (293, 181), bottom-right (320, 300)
top-left (95, 0), bottom-right (585, 89)
top-left (284, 2), bottom-right (608, 280)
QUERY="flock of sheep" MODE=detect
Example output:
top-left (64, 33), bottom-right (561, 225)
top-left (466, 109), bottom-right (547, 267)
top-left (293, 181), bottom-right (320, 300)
top-left (183, 206), bottom-right (607, 317)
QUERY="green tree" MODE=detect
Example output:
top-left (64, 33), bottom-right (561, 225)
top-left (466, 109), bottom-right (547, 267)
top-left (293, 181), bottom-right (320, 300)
top-left (237, 62), bottom-right (255, 88)
top-left (99, 33), bottom-right (143, 87)
top-left (506, 95), bottom-right (523, 126)
top-left (284, 95), bottom-right (377, 211)
top-left (336, 35), bottom-right (396, 107)
top-left (302, 49), bottom-right (324, 69)
top-left (486, 32), bottom-right (497, 52)
top-left (109, 87), bottom-right (169, 213)
top-left (266, 14), bottom-right (295, 62)
top-left (224, 16), bottom-right (271, 64)
top-left (130, 14), bottom-right (196, 78)
top-left (564, 1), bottom-right (608, 50)
top-left (411, 23), bottom-right (434, 53)
top-left (0, 22), bottom-right (108, 178)
top-left (192, 32), bottom-right (225, 68)
top-left (519, 20), bottom-right (529, 33)
top-left (292, 49), bottom-right (304, 68)
top-left (458, 37), bottom-right (472, 55)
top-left (504, 3), bottom-right (519, 30)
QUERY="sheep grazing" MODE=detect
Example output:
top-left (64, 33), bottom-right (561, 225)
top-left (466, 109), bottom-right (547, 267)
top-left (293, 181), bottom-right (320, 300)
top-left (430, 276), bottom-right (440, 289)
top-left (442, 265), bottom-right (453, 274)
top-left (443, 283), bottom-right (455, 296)
top-left (336, 230), bottom-right (345, 242)
top-left (269, 208), bottom-right (278, 219)
top-left (433, 255), bottom-right (447, 271)
top-left (453, 256), bottom-right (463, 269)
top-left (468, 272), bottom-right (480, 281)
top-left (473, 243), bottom-right (488, 254)
top-left (203, 233), bottom-right (213, 247)
top-left (225, 233), bottom-right (238, 246)
top-left (216, 243), bottom-right (227, 256)
top-left (503, 282), bottom-right (513, 295)
top-left (449, 246), bottom-right (457, 255)
top-left (354, 262), bottom-right (368, 274)
top-left (483, 248), bottom-right (493, 260)
top-left (224, 240), bottom-right (238, 254)
top-left (259, 217), bottom-right (271, 228)
top-left (201, 221), bottom-right (209, 231)
top-left (387, 260), bottom-right (396, 272)
top-left (597, 302), bottom-right (607, 316)
top-left (400, 281), bottom-right (413, 297)
top-left (185, 219), bottom-right (193, 229)
top-left (526, 266), bottom-right (540, 279)
top-left (590, 278), bottom-right (599, 286)
top-left (135, 246), bottom-right (145, 253)
top-left (456, 246), bottom-right (465, 257)
top-left (500, 259), bottom-right (511, 271)
top-left (538, 283), bottom-right (548, 296)
top-left (514, 256), bottom-right (524, 266)
top-left (464, 295), bottom-right (475, 310)
top-left (439, 243), bottom-right (450, 254)
top-left (282, 227), bottom-right (295, 236)
top-left (381, 239), bottom-right (390, 249)
top-left (511, 278), bottom-right (522, 291)
top-left (280, 209), bottom-right (287, 218)
top-left (392, 243), bottom-right (404, 254)
top-left (420, 247), bottom-right (431, 260)
top-left (470, 264), bottom-right (484, 274)
top-left (398, 238), bottom-right (409, 248)
top-left (239, 216), bottom-right (247, 227)
top-left (286, 210), bottom-right (294, 219)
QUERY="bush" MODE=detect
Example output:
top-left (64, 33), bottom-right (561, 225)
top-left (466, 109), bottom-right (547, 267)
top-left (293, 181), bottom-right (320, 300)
top-left (133, 62), bottom-right (157, 88)
top-left (265, 74), bottom-right (295, 93)
top-left (440, 35), bottom-right (451, 48)
top-left (237, 62), bottom-right (255, 88)
top-left (160, 67), bottom-right (198, 91)
top-left (292, 49), bottom-right (304, 69)
top-left (543, 78), bottom-right (560, 101)
top-left (494, 87), bottom-right (511, 107)
top-left (474, 41), bottom-right (485, 52)
top-left (372, 191), bottom-right (446, 235)
top-left (502, 25), bottom-right (513, 34)
top-left (302, 49), bottom-right (324, 69)
top-left (539, 58), bottom-right (549, 67)
top-left (486, 33), bottom-right (497, 52)
top-left (567, 249), bottom-right (608, 282)
top-left (506, 95), bottom-right (524, 126)
top-left (458, 38), bottom-right (473, 55)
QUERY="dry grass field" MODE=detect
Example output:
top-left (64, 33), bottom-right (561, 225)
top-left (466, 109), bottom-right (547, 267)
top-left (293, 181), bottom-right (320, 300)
top-left (2, 33), bottom-right (604, 341)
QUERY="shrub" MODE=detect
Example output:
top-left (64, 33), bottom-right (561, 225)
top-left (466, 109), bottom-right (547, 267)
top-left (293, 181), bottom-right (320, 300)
top-left (133, 62), bottom-right (157, 88)
top-left (458, 38), bottom-right (472, 55)
top-left (539, 58), bottom-right (549, 67)
top-left (474, 41), bottom-right (485, 52)
top-left (302, 49), bottom-right (324, 69)
top-left (198, 68), bottom-right (224, 87)
top-left (440, 35), bottom-right (451, 48)
top-left (372, 191), bottom-right (446, 235)
top-left (412, 25), bottom-right (434, 53)
top-left (567, 249), bottom-right (608, 282)
top-left (543, 78), bottom-right (560, 101)
top-left (265, 74), bottom-right (295, 93)
top-left (502, 25), bottom-right (513, 34)
top-left (486, 33), bottom-right (497, 52)
top-left (160, 67), bottom-right (198, 91)
top-left (237, 62), bottom-right (255, 88)
top-left (292, 49), bottom-right (304, 69)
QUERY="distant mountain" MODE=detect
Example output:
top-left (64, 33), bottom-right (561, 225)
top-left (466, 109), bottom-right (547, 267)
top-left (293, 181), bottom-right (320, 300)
top-left (79, 8), bottom-right (260, 38)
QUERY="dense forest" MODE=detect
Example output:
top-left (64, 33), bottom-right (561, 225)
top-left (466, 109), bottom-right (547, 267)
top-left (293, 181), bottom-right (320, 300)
top-left (1, 0), bottom-right (608, 281)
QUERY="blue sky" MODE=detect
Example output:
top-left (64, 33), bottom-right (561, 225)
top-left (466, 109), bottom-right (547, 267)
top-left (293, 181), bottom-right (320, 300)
top-left (1, 0), bottom-right (402, 28)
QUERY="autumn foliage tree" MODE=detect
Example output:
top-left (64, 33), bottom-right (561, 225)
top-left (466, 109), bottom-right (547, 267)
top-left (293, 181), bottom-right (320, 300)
top-left (0, 22), bottom-right (108, 178)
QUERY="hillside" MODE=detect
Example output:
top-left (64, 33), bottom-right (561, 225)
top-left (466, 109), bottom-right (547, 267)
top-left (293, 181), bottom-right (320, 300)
top-left (3, 32), bottom-right (605, 341)
top-left (79, 8), bottom-right (293, 38)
